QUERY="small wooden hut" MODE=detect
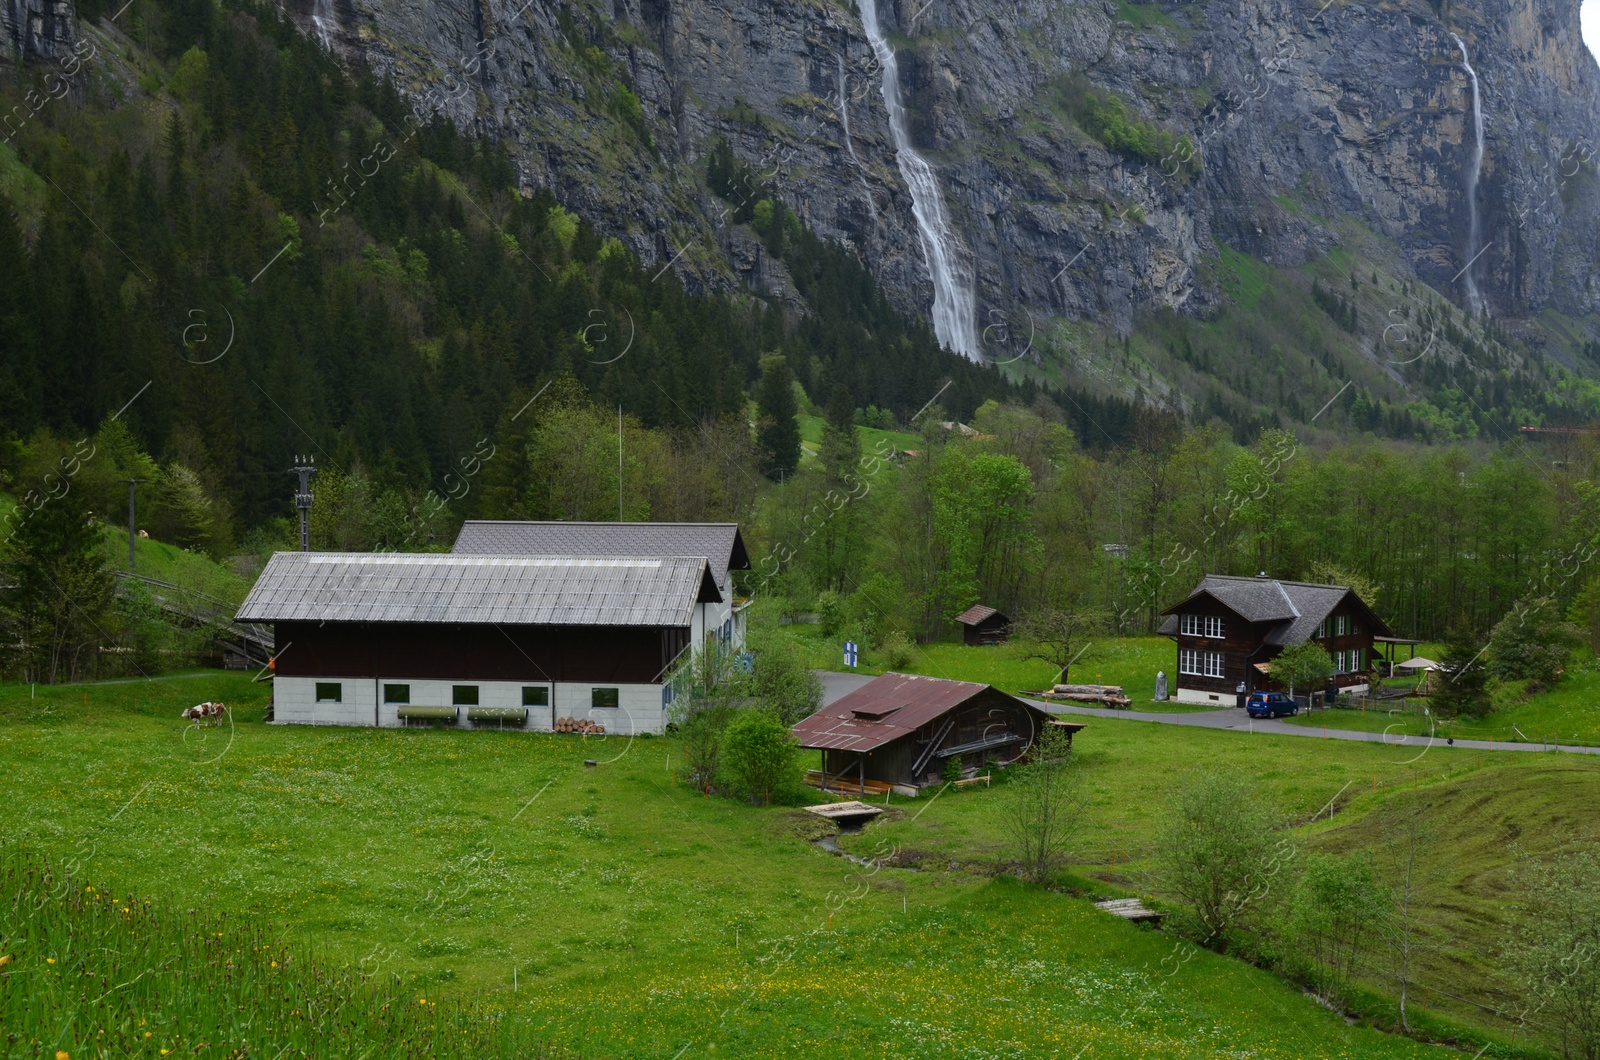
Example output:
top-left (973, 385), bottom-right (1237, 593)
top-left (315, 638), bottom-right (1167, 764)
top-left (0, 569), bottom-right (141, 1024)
top-left (955, 604), bottom-right (1011, 646)
top-left (792, 672), bottom-right (1075, 793)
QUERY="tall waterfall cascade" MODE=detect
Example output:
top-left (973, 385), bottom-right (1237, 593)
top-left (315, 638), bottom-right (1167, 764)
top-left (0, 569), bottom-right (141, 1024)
top-left (1452, 33), bottom-right (1487, 317)
top-left (856, 0), bottom-right (978, 359)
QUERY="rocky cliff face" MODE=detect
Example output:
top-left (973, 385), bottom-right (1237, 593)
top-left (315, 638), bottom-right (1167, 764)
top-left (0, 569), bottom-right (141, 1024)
top-left (271, 0), bottom-right (1600, 373)
top-left (3, 0), bottom-right (76, 63)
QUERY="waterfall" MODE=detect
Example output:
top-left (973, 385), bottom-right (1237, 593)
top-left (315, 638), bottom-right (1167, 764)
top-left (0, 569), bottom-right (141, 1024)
top-left (837, 56), bottom-right (880, 228)
top-left (856, 0), bottom-right (978, 359)
top-left (1451, 32), bottom-right (1487, 316)
top-left (312, 0), bottom-right (336, 50)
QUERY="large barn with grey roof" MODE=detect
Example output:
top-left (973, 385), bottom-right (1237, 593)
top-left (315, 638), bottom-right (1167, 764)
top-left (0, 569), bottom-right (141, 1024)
top-left (453, 521), bottom-right (750, 651)
top-left (237, 551), bottom-right (723, 732)
top-left (1157, 575), bottom-right (1394, 705)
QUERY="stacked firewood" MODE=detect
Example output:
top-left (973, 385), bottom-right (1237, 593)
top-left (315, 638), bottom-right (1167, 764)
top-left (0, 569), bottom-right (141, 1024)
top-left (554, 716), bottom-right (606, 734)
top-left (1030, 683), bottom-right (1132, 708)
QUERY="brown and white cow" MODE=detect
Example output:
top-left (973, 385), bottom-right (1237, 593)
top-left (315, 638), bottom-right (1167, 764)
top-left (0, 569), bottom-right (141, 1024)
top-left (181, 702), bottom-right (227, 727)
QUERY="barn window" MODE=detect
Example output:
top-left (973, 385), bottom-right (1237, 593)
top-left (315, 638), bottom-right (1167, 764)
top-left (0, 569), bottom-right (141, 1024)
top-left (592, 688), bottom-right (620, 709)
top-left (383, 684), bottom-right (410, 704)
top-left (315, 682), bottom-right (342, 702)
top-left (452, 685), bottom-right (479, 706)
top-left (522, 686), bottom-right (549, 707)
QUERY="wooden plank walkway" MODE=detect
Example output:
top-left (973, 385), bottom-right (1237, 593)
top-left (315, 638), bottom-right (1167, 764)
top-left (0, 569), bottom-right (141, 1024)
top-left (1094, 897), bottom-right (1166, 925)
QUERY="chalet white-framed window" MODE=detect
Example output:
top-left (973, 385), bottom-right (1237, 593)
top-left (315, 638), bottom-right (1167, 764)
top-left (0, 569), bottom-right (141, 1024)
top-left (1179, 648), bottom-right (1201, 675)
top-left (1181, 649), bottom-right (1224, 677)
top-left (1334, 652), bottom-right (1346, 674)
top-left (1181, 614), bottom-right (1223, 638)
top-left (1315, 619), bottom-right (1328, 639)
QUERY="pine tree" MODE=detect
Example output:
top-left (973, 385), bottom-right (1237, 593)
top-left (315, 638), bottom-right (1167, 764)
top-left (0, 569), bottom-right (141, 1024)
top-left (756, 354), bottom-right (800, 480)
top-left (818, 383), bottom-right (860, 486)
top-left (0, 499), bottom-right (115, 683)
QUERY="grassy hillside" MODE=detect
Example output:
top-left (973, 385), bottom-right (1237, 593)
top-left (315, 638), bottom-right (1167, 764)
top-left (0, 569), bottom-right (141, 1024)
top-left (4, 671), bottom-right (1594, 1055)
top-left (775, 626), bottom-right (1210, 710)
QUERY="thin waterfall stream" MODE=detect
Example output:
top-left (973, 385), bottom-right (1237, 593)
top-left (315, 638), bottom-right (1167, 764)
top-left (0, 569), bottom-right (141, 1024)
top-left (856, 0), bottom-right (978, 358)
top-left (1451, 32), bottom-right (1487, 316)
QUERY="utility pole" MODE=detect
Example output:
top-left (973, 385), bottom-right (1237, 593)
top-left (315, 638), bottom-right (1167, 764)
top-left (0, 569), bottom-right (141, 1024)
top-left (292, 455), bottom-right (317, 551)
top-left (119, 478), bottom-right (147, 571)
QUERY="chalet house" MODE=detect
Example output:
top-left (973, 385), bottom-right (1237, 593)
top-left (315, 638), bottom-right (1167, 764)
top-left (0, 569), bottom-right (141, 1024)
top-left (453, 521), bottom-right (750, 650)
top-left (236, 552), bottom-right (722, 732)
top-left (1156, 575), bottom-right (1394, 706)
top-left (791, 673), bottom-right (1075, 793)
top-left (954, 603), bottom-right (1011, 646)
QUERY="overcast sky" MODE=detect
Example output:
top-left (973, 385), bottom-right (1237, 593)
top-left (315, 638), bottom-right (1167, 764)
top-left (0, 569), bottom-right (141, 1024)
top-left (1587, 0), bottom-right (1600, 63)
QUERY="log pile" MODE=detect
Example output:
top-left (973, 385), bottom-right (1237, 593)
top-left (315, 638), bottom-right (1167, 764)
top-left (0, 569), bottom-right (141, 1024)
top-left (1026, 683), bottom-right (1132, 708)
top-left (554, 716), bottom-right (606, 734)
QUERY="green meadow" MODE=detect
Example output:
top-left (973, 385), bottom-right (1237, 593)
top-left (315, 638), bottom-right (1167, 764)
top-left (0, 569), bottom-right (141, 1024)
top-left (4, 670), bottom-right (1597, 1056)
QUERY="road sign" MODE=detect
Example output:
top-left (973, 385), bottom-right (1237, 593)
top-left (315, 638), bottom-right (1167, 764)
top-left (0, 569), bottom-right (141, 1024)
top-left (844, 641), bottom-right (859, 667)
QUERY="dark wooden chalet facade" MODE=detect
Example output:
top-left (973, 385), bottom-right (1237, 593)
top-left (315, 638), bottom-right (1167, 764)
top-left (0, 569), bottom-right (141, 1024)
top-left (1156, 575), bottom-right (1393, 705)
top-left (954, 604), bottom-right (1011, 646)
top-left (791, 673), bottom-right (1070, 792)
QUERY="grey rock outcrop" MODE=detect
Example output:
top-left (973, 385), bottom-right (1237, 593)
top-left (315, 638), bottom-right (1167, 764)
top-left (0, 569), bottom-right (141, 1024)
top-left (245, 1), bottom-right (1600, 365)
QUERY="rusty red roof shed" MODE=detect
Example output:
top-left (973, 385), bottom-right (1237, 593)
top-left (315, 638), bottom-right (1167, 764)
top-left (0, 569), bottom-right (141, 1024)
top-left (954, 604), bottom-right (1001, 626)
top-left (792, 672), bottom-right (1048, 754)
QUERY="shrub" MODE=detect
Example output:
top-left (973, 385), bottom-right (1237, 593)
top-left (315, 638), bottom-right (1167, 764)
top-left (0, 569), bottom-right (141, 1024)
top-left (1153, 770), bottom-right (1286, 949)
top-left (1284, 852), bottom-right (1391, 1009)
top-left (877, 630), bottom-right (915, 670)
top-left (1488, 595), bottom-right (1580, 684)
top-left (674, 703), bottom-right (734, 791)
top-left (720, 709), bottom-right (803, 804)
top-left (1003, 726), bottom-right (1083, 885)
top-left (743, 635), bottom-right (824, 725)
top-left (943, 755), bottom-right (965, 785)
top-left (1504, 846), bottom-right (1600, 1060)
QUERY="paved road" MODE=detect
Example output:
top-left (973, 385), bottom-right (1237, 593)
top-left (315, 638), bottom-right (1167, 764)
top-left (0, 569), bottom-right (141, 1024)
top-left (1024, 699), bottom-right (1600, 756)
top-left (815, 671), bottom-right (1600, 756)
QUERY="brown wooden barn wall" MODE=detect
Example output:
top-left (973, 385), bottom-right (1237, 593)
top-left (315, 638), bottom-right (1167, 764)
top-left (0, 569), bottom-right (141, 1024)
top-left (822, 690), bottom-right (1045, 788)
top-left (274, 622), bottom-right (685, 684)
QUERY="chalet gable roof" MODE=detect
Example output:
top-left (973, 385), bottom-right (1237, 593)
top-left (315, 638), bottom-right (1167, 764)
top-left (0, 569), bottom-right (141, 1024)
top-left (236, 552), bottom-right (720, 627)
top-left (453, 521), bottom-right (749, 591)
top-left (1156, 575), bottom-right (1394, 644)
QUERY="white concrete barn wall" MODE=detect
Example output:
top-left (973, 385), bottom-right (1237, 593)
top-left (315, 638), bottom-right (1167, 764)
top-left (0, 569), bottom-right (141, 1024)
top-left (272, 676), bottom-right (669, 733)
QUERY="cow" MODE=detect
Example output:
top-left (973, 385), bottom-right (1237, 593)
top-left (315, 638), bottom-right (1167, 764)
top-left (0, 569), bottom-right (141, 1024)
top-left (181, 702), bottom-right (227, 728)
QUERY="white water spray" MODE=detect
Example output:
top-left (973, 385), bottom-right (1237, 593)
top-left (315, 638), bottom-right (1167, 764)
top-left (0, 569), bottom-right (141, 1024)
top-left (312, 0), bottom-right (336, 50)
top-left (856, 0), bottom-right (978, 358)
top-left (1451, 32), bottom-right (1486, 316)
